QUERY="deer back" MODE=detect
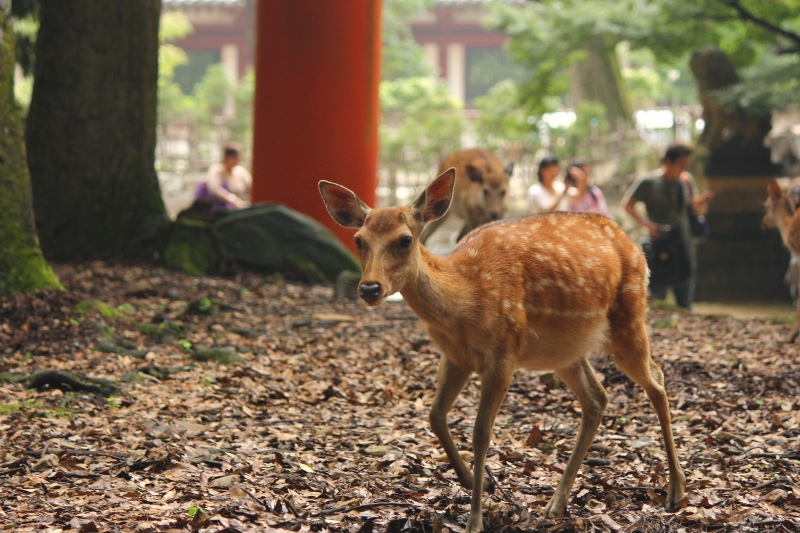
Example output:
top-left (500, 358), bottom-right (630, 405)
top-left (404, 212), bottom-right (648, 373)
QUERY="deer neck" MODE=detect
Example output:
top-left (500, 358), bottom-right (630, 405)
top-left (400, 245), bottom-right (474, 326)
top-left (775, 200), bottom-right (796, 245)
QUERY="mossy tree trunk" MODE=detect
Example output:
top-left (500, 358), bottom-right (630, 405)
top-left (0, 1), bottom-right (62, 296)
top-left (26, 0), bottom-right (168, 260)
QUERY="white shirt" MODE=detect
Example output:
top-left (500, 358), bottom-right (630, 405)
top-left (527, 181), bottom-right (569, 213)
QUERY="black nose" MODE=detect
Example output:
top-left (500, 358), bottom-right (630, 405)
top-left (490, 211), bottom-right (500, 220)
top-left (359, 282), bottom-right (381, 302)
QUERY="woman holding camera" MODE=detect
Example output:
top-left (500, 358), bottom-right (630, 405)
top-left (564, 160), bottom-right (609, 216)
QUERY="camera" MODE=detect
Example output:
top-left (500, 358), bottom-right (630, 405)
top-left (564, 170), bottom-right (577, 187)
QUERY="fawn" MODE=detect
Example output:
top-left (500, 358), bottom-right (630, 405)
top-left (420, 148), bottom-right (513, 245)
top-left (763, 179), bottom-right (800, 342)
top-left (319, 169), bottom-right (686, 532)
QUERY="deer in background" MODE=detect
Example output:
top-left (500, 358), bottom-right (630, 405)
top-left (763, 179), bottom-right (800, 342)
top-left (319, 169), bottom-right (686, 532)
top-left (419, 148), bottom-right (513, 245)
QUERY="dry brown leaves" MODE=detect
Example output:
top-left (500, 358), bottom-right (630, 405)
top-left (0, 262), bottom-right (798, 533)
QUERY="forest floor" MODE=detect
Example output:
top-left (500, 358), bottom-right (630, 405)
top-left (1, 262), bottom-right (798, 533)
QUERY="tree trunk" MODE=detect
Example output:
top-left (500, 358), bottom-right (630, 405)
top-left (0, 2), bottom-right (62, 296)
top-left (690, 44), bottom-right (778, 177)
top-left (26, 0), bottom-right (168, 260)
top-left (570, 34), bottom-right (633, 132)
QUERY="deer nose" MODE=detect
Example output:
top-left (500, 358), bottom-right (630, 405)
top-left (359, 282), bottom-right (382, 303)
top-left (490, 211), bottom-right (500, 220)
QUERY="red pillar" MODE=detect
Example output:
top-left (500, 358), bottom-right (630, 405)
top-left (251, 0), bottom-right (381, 252)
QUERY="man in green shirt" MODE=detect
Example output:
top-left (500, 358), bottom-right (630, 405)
top-left (622, 144), bottom-right (714, 309)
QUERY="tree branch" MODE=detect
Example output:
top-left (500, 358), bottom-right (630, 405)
top-left (720, 0), bottom-right (800, 48)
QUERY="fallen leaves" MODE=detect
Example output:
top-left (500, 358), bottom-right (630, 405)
top-left (0, 262), bottom-right (799, 532)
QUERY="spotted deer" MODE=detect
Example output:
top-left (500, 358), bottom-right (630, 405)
top-left (319, 169), bottom-right (686, 532)
top-left (420, 148), bottom-right (513, 245)
top-left (763, 179), bottom-right (800, 342)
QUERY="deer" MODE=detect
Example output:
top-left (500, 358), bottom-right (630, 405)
top-left (419, 148), bottom-right (514, 245)
top-left (319, 169), bottom-right (686, 533)
top-left (763, 179), bottom-right (800, 342)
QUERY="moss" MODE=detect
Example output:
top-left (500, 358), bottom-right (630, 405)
top-left (191, 346), bottom-right (245, 364)
top-left (0, 400), bottom-right (45, 415)
top-left (0, 372), bottom-right (32, 385)
top-left (0, 400), bottom-right (79, 420)
top-left (163, 219), bottom-right (218, 275)
top-left (0, 10), bottom-right (62, 296)
top-left (284, 253), bottom-right (328, 283)
top-left (76, 299), bottom-right (120, 319)
top-left (137, 320), bottom-right (186, 343)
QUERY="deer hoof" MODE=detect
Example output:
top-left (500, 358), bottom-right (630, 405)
top-left (542, 497), bottom-right (567, 518)
top-left (665, 485), bottom-right (687, 512)
top-left (465, 514), bottom-right (484, 533)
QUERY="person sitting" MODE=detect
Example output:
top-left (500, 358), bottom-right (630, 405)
top-left (194, 143), bottom-right (253, 211)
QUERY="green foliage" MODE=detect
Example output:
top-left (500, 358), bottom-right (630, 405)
top-left (158, 12), bottom-right (193, 129)
top-left (715, 54), bottom-right (800, 115)
top-left (106, 397), bottom-right (123, 408)
top-left (230, 68), bottom-right (255, 142)
top-left (187, 506), bottom-right (205, 518)
top-left (473, 80), bottom-right (540, 152)
top-left (192, 64), bottom-right (231, 123)
top-left (157, 10), bottom-right (254, 163)
top-left (382, 0), bottom-right (433, 80)
top-left (486, 0), bottom-right (800, 116)
top-left (380, 77), bottom-right (465, 172)
top-left (544, 101), bottom-right (612, 160)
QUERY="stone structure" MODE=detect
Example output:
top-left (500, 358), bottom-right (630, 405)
top-left (690, 45), bottom-right (788, 301)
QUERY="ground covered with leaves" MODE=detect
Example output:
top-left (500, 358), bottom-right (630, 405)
top-left (1, 263), bottom-right (798, 533)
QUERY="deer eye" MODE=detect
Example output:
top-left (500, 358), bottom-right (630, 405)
top-left (354, 236), bottom-right (363, 250)
top-left (398, 235), bottom-right (412, 249)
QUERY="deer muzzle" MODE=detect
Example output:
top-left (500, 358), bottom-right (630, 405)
top-left (358, 282), bottom-right (382, 304)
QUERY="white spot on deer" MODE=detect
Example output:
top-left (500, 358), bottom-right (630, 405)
top-left (468, 247), bottom-right (479, 258)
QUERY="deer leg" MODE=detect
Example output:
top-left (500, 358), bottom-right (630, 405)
top-left (543, 358), bottom-right (608, 518)
top-left (429, 357), bottom-right (474, 489)
top-left (465, 366), bottom-right (513, 533)
top-left (789, 284), bottom-right (800, 343)
top-left (607, 322), bottom-right (687, 511)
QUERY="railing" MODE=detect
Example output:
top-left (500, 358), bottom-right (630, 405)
top-left (156, 111), bottom-right (684, 221)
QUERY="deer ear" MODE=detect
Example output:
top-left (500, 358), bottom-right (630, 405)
top-left (768, 180), bottom-right (782, 200)
top-left (465, 163), bottom-right (484, 184)
top-left (318, 181), bottom-right (370, 229)
top-left (413, 168), bottom-right (455, 223)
